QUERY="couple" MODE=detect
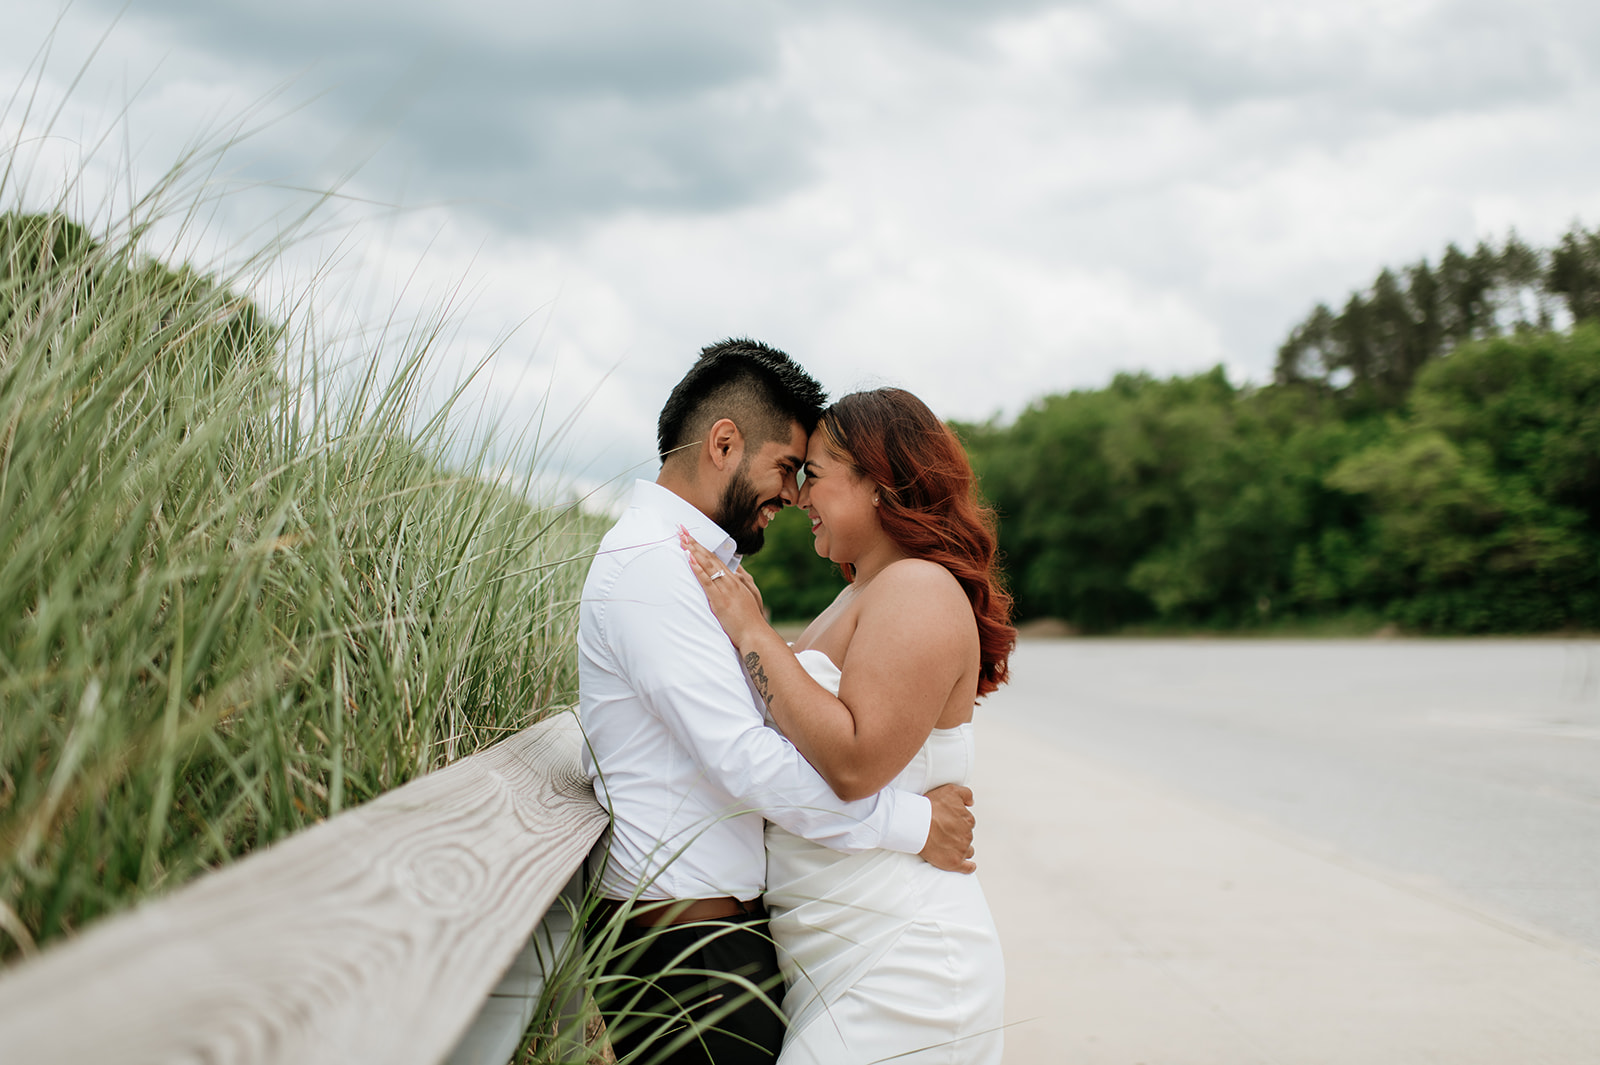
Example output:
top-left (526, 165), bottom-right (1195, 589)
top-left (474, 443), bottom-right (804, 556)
top-left (579, 338), bottom-right (1014, 1064)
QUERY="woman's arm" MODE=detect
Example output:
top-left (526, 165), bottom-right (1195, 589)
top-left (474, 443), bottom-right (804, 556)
top-left (682, 531), bottom-right (973, 800)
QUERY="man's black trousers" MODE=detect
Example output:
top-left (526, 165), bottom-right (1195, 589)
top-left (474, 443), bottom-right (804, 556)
top-left (592, 909), bottom-right (785, 1065)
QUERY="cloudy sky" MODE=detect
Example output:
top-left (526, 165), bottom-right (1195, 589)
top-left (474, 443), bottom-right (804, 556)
top-left (6, 0), bottom-right (1599, 494)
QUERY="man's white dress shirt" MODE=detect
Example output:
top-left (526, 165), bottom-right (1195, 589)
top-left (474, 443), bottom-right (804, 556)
top-left (580, 480), bottom-right (933, 902)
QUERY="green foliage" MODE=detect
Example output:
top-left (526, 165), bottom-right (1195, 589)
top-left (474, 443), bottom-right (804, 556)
top-left (1549, 227), bottom-right (1600, 323)
top-left (960, 326), bottom-right (1600, 636)
top-left (963, 370), bottom-right (1368, 631)
top-left (0, 211), bottom-right (598, 961)
top-left (937, 230), bottom-right (1599, 637)
top-left (742, 505), bottom-right (845, 621)
top-left (960, 381), bottom-right (1158, 631)
top-left (1275, 226), bottom-right (1599, 405)
top-left (1325, 327), bottom-right (1600, 631)
top-left (1327, 432), bottom-right (1506, 580)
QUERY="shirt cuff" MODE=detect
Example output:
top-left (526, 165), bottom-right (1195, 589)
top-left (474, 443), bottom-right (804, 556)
top-left (880, 790), bottom-right (933, 855)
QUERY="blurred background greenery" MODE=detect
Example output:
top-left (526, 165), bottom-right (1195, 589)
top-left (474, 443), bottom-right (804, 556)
top-left (750, 228), bottom-right (1600, 635)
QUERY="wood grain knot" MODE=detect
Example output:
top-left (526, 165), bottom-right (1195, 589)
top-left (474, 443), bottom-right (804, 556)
top-left (399, 843), bottom-right (490, 912)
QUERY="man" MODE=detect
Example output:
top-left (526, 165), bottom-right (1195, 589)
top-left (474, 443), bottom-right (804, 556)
top-left (579, 338), bottom-right (977, 1064)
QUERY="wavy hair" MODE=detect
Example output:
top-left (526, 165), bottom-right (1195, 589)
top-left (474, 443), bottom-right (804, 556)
top-left (818, 388), bottom-right (1015, 697)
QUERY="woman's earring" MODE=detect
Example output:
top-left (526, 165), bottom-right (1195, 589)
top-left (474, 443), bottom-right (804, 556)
top-left (872, 494), bottom-right (879, 506)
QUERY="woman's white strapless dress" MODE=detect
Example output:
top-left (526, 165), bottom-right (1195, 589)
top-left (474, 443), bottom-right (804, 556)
top-left (764, 649), bottom-right (1005, 1064)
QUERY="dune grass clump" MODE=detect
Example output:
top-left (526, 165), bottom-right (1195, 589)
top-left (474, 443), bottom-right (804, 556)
top-left (0, 208), bottom-right (600, 963)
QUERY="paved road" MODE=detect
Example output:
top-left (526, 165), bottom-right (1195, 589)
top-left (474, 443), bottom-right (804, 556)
top-left (988, 638), bottom-right (1600, 950)
top-left (976, 638), bottom-right (1600, 1063)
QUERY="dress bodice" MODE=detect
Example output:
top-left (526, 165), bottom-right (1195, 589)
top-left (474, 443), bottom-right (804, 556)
top-left (790, 648), bottom-right (974, 793)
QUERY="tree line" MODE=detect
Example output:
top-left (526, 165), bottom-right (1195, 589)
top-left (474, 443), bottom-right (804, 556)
top-left (749, 226), bottom-right (1600, 634)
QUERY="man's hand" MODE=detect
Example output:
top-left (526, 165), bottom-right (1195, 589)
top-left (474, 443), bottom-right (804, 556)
top-left (919, 783), bottom-right (977, 873)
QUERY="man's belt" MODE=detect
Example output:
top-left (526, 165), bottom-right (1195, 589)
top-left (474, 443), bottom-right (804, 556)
top-left (601, 895), bottom-right (766, 929)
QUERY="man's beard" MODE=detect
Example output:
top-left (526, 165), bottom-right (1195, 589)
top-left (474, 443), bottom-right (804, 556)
top-left (715, 466), bottom-right (780, 556)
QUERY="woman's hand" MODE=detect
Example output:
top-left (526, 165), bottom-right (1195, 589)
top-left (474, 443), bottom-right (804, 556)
top-left (732, 562), bottom-right (764, 615)
top-left (680, 527), bottom-right (770, 649)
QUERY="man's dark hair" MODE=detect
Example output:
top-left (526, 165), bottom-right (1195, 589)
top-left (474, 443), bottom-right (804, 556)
top-left (656, 338), bottom-right (828, 466)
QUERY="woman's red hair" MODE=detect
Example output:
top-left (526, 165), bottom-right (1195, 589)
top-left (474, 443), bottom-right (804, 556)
top-left (819, 388), bottom-right (1015, 697)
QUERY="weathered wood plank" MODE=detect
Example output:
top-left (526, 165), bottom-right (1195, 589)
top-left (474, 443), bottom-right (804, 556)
top-left (445, 872), bottom-right (584, 1065)
top-left (0, 711), bottom-right (608, 1065)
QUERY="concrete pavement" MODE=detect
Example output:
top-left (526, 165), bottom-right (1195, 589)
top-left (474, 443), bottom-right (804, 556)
top-left (975, 713), bottom-right (1600, 1064)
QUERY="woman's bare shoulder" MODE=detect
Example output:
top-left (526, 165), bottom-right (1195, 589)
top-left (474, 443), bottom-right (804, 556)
top-left (848, 560), bottom-right (975, 680)
top-left (874, 556), bottom-right (962, 591)
top-left (863, 558), bottom-right (970, 618)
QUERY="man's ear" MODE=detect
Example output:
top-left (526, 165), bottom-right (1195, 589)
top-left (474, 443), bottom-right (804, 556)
top-left (706, 418), bottom-right (744, 472)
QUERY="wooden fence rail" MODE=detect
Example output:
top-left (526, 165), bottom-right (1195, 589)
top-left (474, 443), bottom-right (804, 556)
top-left (0, 711), bottom-right (608, 1065)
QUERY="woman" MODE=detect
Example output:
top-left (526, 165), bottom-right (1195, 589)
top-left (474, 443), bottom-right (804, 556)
top-left (681, 387), bottom-right (1014, 1065)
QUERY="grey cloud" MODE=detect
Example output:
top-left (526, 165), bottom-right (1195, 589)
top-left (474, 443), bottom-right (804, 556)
top-left (401, 76), bottom-right (814, 220)
top-left (82, 0), bottom-right (805, 230)
top-left (106, 0), bottom-right (782, 98)
top-left (1084, 0), bottom-right (1597, 120)
top-left (76, 0), bottom-right (1083, 232)
top-left (803, 0), bottom-right (1075, 40)
top-left (53, 0), bottom-right (1600, 237)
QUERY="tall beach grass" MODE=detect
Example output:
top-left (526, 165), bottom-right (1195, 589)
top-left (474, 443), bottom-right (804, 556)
top-left (0, 177), bottom-right (603, 965)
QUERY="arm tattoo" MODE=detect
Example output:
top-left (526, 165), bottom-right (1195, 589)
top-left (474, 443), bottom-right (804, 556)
top-left (744, 651), bottom-right (774, 708)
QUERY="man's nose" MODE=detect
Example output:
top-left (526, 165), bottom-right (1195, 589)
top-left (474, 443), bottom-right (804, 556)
top-left (780, 473), bottom-right (800, 506)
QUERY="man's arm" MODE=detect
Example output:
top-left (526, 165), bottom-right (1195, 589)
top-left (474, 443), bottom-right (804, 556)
top-left (605, 545), bottom-right (938, 856)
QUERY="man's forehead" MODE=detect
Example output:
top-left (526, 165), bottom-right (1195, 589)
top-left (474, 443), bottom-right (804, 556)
top-left (767, 420), bottom-right (808, 464)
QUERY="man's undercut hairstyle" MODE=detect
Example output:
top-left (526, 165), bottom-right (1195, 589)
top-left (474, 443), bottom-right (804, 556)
top-left (657, 338), bottom-right (828, 467)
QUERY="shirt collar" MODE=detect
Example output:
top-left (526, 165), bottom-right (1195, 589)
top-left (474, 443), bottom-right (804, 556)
top-left (628, 479), bottom-right (740, 568)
